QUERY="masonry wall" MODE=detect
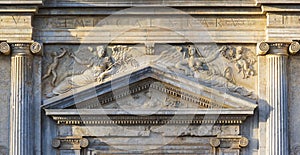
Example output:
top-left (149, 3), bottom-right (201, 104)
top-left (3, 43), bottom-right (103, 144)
top-left (1, 0), bottom-right (300, 155)
top-left (0, 57), bottom-right (10, 154)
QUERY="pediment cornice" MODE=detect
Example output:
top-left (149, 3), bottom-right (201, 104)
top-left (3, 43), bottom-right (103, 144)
top-left (43, 66), bottom-right (257, 110)
top-left (43, 65), bottom-right (257, 126)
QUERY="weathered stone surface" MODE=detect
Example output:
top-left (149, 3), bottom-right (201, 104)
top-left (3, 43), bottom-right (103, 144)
top-left (33, 15), bottom-right (266, 43)
top-left (43, 0), bottom-right (257, 7)
top-left (288, 56), bottom-right (300, 155)
top-left (0, 56), bottom-right (10, 155)
top-left (266, 13), bottom-right (300, 42)
top-left (1, 0), bottom-right (300, 155)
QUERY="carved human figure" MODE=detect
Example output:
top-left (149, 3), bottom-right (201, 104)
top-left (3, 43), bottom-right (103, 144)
top-left (176, 45), bottom-right (251, 97)
top-left (142, 89), bottom-right (164, 108)
top-left (191, 48), bottom-right (252, 97)
top-left (97, 45), bottom-right (139, 82)
top-left (175, 45), bottom-right (226, 76)
top-left (155, 45), bottom-right (253, 98)
top-left (46, 46), bottom-right (113, 97)
top-left (175, 46), bottom-right (198, 75)
top-left (221, 46), bottom-right (255, 79)
top-left (42, 48), bottom-right (67, 86)
top-left (232, 46), bottom-right (254, 79)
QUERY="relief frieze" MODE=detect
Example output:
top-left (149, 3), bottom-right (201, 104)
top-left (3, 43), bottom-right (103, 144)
top-left (42, 44), bottom-right (257, 100)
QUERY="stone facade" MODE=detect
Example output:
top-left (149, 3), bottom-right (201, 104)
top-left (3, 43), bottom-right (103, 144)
top-left (0, 0), bottom-right (300, 155)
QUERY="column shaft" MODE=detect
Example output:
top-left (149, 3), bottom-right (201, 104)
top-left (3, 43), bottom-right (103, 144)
top-left (267, 55), bottom-right (289, 155)
top-left (9, 44), bottom-right (33, 155)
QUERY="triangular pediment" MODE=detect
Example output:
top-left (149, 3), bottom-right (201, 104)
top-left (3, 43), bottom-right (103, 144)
top-left (42, 65), bottom-right (257, 126)
top-left (43, 66), bottom-right (257, 113)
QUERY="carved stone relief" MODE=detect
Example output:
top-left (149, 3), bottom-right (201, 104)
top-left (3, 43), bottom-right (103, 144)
top-left (42, 44), bottom-right (257, 100)
top-left (43, 45), bottom-right (140, 97)
top-left (153, 44), bottom-right (256, 98)
top-left (221, 45), bottom-right (256, 79)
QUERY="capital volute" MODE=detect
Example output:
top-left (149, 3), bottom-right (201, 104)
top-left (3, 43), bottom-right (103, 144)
top-left (0, 42), bottom-right (11, 55)
top-left (257, 41), bottom-right (300, 56)
top-left (289, 41), bottom-right (300, 55)
top-left (30, 41), bottom-right (42, 55)
top-left (257, 41), bottom-right (270, 56)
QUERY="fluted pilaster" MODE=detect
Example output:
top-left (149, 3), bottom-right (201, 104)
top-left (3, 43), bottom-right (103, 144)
top-left (258, 42), bottom-right (296, 155)
top-left (9, 43), bottom-right (33, 155)
top-left (267, 55), bottom-right (288, 155)
top-left (8, 42), bottom-right (42, 155)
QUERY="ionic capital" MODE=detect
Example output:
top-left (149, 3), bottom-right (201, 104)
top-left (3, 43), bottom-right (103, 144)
top-left (257, 42), bottom-right (289, 56)
top-left (0, 41), bottom-right (42, 56)
top-left (257, 41), bottom-right (299, 56)
top-left (52, 137), bottom-right (89, 150)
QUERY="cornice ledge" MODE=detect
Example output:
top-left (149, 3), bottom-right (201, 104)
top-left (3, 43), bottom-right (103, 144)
top-left (262, 4), bottom-right (300, 13)
top-left (257, 0), bottom-right (300, 4)
top-left (44, 109), bottom-right (256, 116)
top-left (0, 1), bottom-right (42, 5)
top-left (0, 0), bottom-right (43, 13)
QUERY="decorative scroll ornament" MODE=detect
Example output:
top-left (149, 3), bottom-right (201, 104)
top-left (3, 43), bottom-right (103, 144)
top-left (257, 41), bottom-right (269, 55)
top-left (80, 138), bottom-right (89, 148)
top-left (0, 42), bottom-right (10, 55)
top-left (30, 42), bottom-right (42, 54)
top-left (289, 41), bottom-right (300, 55)
top-left (239, 137), bottom-right (249, 147)
top-left (210, 138), bottom-right (220, 147)
top-left (52, 138), bottom-right (61, 148)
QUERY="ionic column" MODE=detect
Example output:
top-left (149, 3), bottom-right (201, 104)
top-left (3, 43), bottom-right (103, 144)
top-left (258, 41), bottom-right (300, 155)
top-left (3, 42), bottom-right (42, 155)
